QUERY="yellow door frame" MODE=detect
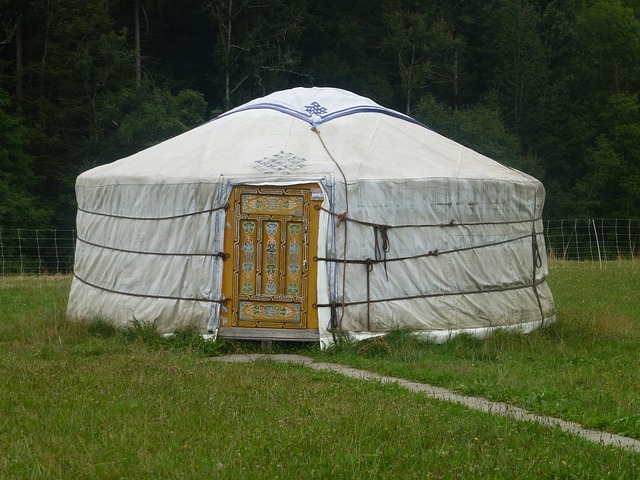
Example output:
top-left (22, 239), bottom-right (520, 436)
top-left (220, 183), bottom-right (322, 338)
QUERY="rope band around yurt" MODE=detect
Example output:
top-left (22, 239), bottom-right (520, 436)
top-left (77, 203), bottom-right (229, 220)
top-left (313, 209), bottom-right (547, 329)
top-left (315, 231), bottom-right (535, 265)
top-left (73, 204), bottom-right (231, 305)
top-left (76, 235), bottom-right (229, 259)
top-left (314, 276), bottom-right (548, 309)
top-left (315, 204), bottom-right (542, 228)
top-left (72, 271), bottom-right (227, 304)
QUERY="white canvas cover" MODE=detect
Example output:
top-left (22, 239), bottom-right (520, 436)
top-left (67, 87), bottom-right (555, 346)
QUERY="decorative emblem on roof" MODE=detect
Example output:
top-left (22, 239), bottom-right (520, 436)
top-left (254, 151), bottom-right (307, 175)
top-left (304, 102), bottom-right (328, 116)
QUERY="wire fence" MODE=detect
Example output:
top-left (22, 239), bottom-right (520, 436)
top-left (0, 229), bottom-right (76, 275)
top-left (544, 219), bottom-right (639, 266)
top-left (1, 219), bottom-right (639, 275)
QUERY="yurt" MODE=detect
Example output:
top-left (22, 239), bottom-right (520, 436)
top-left (67, 87), bottom-right (556, 346)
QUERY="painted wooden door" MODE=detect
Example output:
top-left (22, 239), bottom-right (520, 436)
top-left (222, 185), bottom-right (321, 331)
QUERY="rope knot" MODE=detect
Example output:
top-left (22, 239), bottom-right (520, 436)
top-left (329, 301), bottom-right (340, 330)
top-left (373, 224), bottom-right (391, 280)
top-left (532, 234), bottom-right (543, 268)
top-left (365, 258), bottom-right (375, 272)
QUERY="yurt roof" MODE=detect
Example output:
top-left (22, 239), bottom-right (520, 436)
top-left (78, 87), bottom-right (536, 186)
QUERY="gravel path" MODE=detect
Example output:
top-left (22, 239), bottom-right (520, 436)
top-left (212, 353), bottom-right (640, 453)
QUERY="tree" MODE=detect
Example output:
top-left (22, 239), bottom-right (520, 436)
top-left (576, 0), bottom-right (640, 98)
top-left (383, 1), bottom-right (463, 114)
top-left (1, 0), bottom-right (640, 227)
top-left (548, 0), bottom-right (640, 217)
top-left (1, 0), bottom-right (140, 227)
top-left (98, 85), bottom-right (208, 160)
top-left (0, 2), bottom-right (23, 107)
top-left (205, 0), bottom-right (308, 109)
top-left (0, 89), bottom-right (51, 228)
top-left (482, 0), bottom-right (549, 128)
top-left (298, 0), bottom-right (395, 106)
top-left (574, 93), bottom-right (640, 217)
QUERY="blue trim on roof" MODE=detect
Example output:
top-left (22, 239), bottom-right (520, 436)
top-left (322, 106), bottom-right (427, 128)
top-left (215, 101), bottom-right (428, 129)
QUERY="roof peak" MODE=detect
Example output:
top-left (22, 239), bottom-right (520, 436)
top-left (217, 87), bottom-right (424, 127)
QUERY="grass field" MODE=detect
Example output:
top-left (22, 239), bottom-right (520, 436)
top-left (321, 260), bottom-right (640, 440)
top-left (1, 262), bottom-right (639, 478)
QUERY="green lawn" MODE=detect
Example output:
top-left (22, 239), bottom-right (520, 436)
top-left (1, 264), bottom-right (639, 478)
top-left (320, 260), bottom-right (640, 439)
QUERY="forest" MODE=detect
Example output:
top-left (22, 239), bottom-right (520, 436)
top-left (1, 0), bottom-right (639, 231)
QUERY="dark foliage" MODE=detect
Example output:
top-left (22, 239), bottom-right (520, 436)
top-left (1, 0), bottom-right (639, 229)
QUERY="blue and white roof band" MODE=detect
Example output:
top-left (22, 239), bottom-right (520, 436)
top-left (215, 87), bottom-right (427, 128)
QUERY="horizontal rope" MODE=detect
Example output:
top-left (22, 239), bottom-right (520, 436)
top-left (315, 205), bottom-right (542, 229)
top-left (77, 203), bottom-right (228, 221)
top-left (73, 271), bottom-right (226, 304)
top-left (316, 232), bottom-right (536, 265)
top-left (315, 277), bottom-right (547, 309)
top-left (76, 236), bottom-right (228, 259)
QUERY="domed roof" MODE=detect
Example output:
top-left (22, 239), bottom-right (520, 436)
top-left (79, 87), bottom-right (537, 187)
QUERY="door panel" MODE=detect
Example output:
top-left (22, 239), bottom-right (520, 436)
top-left (222, 185), bottom-right (321, 330)
top-left (285, 222), bottom-right (303, 296)
top-left (239, 220), bottom-right (257, 295)
top-left (261, 220), bottom-right (281, 295)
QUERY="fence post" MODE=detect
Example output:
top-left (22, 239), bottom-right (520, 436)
top-left (575, 219), bottom-right (580, 260)
top-left (601, 218), bottom-right (607, 267)
top-left (615, 219), bottom-right (621, 264)
top-left (592, 219), bottom-right (602, 269)
top-left (54, 229), bottom-right (59, 274)
top-left (18, 228), bottom-right (23, 275)
top-left (630, 220), bottom-right (635, 264)
top-left (0, 229), bottom-right (4, 275)
top-left (560, 219), bottom-right (565, 260)
top-left (36, 229), bottom-right (42, 274)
